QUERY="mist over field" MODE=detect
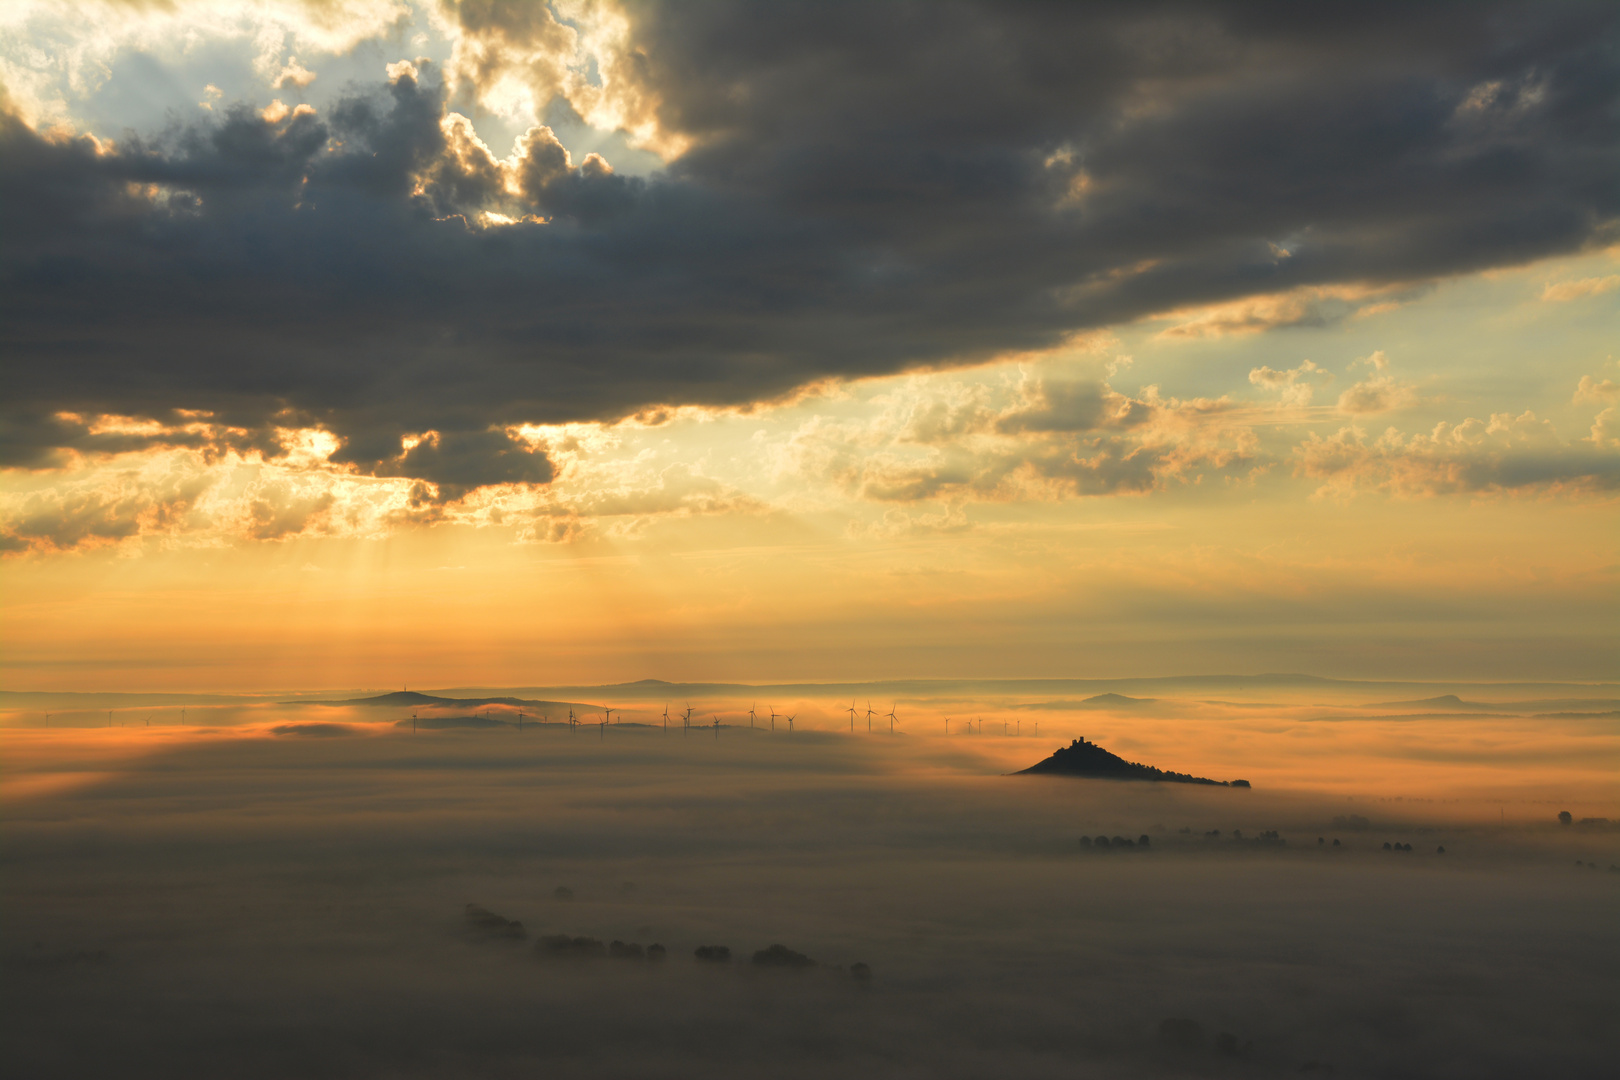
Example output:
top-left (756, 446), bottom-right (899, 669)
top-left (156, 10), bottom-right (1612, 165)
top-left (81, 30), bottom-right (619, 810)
top-left (5, 680), bottom-right (1616, 1078)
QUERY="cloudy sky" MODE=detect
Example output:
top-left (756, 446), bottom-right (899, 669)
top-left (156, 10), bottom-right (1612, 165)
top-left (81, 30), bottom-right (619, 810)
top-left (2, 0), bottom-right (1617, 690)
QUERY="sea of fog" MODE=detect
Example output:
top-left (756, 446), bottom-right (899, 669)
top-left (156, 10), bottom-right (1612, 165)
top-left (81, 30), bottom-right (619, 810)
top-left (3, 682), bottom-right (1616, 1078)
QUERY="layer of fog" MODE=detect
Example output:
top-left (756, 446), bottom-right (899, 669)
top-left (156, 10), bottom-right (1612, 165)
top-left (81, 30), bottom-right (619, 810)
top-left (3, 700), bottom-right (1616, 1078)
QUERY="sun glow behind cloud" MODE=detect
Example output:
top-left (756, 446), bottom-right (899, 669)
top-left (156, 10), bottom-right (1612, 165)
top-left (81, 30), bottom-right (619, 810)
top-left (1, 2), bottom-right (1617, 689)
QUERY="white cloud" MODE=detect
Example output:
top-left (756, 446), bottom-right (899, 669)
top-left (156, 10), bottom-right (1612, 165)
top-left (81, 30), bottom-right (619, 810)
top-left (271, 56), bottom-right (316, 89)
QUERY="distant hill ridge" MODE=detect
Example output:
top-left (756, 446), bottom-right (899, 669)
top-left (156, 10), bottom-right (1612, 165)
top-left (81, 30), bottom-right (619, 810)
top-left (288, 690), bottom-right (600, 710)
top-left (1017, 738), bottom-right (1250, 788)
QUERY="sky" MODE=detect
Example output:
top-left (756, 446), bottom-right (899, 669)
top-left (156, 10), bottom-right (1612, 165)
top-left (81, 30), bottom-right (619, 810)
top-left (2, 0), bottom-right (1618, 691)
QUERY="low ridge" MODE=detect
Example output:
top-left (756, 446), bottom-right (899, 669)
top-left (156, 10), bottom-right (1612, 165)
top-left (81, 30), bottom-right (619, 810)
top-left (1017, 737), bottom-right (1250, 788)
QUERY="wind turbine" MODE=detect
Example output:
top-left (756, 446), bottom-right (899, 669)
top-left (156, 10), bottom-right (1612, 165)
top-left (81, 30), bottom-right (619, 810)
top-left (749, 703), bottom-right (758, 729)
top-left (944, 716), bottom-right (950, 734)
top-left (886, 704), bottom-right (898, 733)
top-left (662, 704), bottom-right (671, 732)
top-left (846, 701), bottom-right (857, 732)
top-left (412, 711), bottom-right (417, 733)
top-left (599, 715), bottom-right (606, 740)
top-left (568, 708), bottom-right (579, 734)
top-left (684, 704), bottom-right (695, 735)
top-left (712, 715), bottom-right (721, 739)
top-left (769, 705), bottom-right (779, 731)
top-left (865, 701), bottom-right (876, 733)
top-left (784, 713), bottom-right (795, 733)
top-left (517, 709), bottom-right (524, 731)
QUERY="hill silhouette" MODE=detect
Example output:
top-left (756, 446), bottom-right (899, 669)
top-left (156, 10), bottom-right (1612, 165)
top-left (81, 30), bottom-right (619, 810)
top-left (1370, 694), bottom-right (1494, 710)
top-left (1017, 738), bottom-right (1249, 787)
top-left (288, 690), bottom-right (598, 711)
top-left (1078, 693), bottom-right (1156, 708)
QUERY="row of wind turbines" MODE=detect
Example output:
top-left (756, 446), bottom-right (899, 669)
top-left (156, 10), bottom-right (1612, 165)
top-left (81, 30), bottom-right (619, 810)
top-left (407, 700), bottom-right (1035, 738)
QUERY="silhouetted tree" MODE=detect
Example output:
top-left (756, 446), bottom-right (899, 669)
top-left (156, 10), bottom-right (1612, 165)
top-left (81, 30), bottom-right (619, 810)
top-left (536, 935), bottom-right (605, 957)
top-left (753, 944), bottom-right (814, 968)
top-left (463, 904), bottom-right (525, 940)
top-left (1558, 811), bottom-right (1573, 825)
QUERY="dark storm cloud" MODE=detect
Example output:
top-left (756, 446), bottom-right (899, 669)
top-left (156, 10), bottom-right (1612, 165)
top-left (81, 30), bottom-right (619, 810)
top-left (2, 1), bottom-right (1618, 496)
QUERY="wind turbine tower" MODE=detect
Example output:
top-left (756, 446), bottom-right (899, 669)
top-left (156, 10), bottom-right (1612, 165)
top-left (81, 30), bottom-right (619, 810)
top-left (846, 701), bottom-right (857, 732)
top-left (749, 703), bottom-right (758, 729)
top-left (886, 704), bottom-right (898, 733)
top-left (865, 701), bottom-right (876, 733)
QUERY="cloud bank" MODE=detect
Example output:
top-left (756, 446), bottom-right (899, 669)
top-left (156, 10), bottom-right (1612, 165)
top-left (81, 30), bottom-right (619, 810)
top-left (3, 1), bottom-right (1617, 499)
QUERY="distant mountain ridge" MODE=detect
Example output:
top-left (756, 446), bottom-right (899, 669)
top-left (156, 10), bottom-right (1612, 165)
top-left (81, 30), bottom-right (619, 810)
top-left (1017, 738), bottom-right (1249, 788)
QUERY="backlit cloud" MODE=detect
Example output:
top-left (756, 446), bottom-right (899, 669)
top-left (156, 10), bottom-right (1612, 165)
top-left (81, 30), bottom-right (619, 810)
top-left (1249, 360), bottom-right (1334, 409)
top-left (3, 1), bottom-right (1617, 501)
top-left (1293, 413), bottom-right (1620, 499)
top-left (1541, 274), bottom-right (1620, 302)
